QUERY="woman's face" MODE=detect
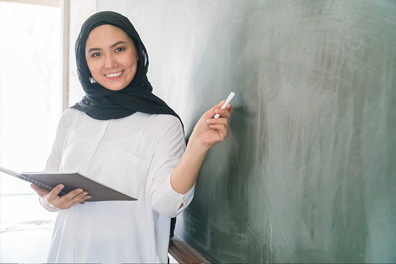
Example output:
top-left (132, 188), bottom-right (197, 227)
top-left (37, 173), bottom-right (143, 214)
top-left (85, 24), bottom-right (138, 91)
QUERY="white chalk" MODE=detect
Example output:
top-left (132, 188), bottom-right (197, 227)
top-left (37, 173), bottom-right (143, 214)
top-left (214, 92), bottom-right (235, 118)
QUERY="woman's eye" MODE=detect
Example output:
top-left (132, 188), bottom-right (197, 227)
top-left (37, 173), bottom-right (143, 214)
top-left (92, 52), bottom-right (101, 57)
top-left (115, 47), bottom-right (125, 52)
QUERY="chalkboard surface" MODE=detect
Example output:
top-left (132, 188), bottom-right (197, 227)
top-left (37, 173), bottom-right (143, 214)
top-left (98, 1), bottom-right (396, 262)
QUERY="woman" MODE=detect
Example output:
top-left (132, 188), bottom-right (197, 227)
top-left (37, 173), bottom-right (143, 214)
top-left (31, 11), bottom-right (232, 263)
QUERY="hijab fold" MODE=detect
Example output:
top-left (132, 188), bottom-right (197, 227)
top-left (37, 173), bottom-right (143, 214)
top-left (71, 11), bottom-right (181, 122)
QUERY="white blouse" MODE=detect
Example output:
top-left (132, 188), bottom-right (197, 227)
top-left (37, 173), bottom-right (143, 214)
top-left (40, 108), bottom-right (194, 263)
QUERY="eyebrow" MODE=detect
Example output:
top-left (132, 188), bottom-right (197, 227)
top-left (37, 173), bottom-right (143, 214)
top-left (87, 41), bottom-right (127, 53)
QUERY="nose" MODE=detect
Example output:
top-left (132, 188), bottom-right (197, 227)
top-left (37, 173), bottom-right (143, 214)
top-left (104, 53), bottom-right (118, 69)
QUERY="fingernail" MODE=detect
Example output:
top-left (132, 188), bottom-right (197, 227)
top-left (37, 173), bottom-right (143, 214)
top-left (215, 109), bottom-right (218, 113)
top-left (58, 184), bottom-right (64, 189)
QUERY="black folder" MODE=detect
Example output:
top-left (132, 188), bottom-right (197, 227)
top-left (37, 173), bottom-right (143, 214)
top-left (0, 166), bottom-right (137, 202)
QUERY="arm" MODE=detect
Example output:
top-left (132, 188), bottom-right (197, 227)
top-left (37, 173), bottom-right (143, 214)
top-left (148, 101), bottom-right (232, 217)
top-left (170, 101), bottom-right (233, 195)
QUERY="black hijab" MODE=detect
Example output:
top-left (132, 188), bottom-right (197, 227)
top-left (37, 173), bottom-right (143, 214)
top-left (71, 11), bottom-right (181, 122)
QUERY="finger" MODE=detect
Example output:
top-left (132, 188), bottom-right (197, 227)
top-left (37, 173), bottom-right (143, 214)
top-left (214, 108), bottom-right (231, 120)
top-left (226, 104), bottom-right (234, 113)
top-left (208, 122), bottom-right (229, 131)
top-left (59, 188), bottom-right (84, 203)
top-left (207, 119), bottom-right (229, 132)
top-left (77, 191), bottom-right (89, 201)
top-left (63, 191), bottom-right (90, 208)
top-left (78, 194), bottom-right (92, 206)
top-left (208, 124), bottom-right (228, 140)
top-left (207, 117), bottom-right (229, 126)
top-left (47, 184), bottom-right (65, 201)
top-left (204, 100), bottom-right (226, 118)
top-left (83, 195), bottom-right (92, 201)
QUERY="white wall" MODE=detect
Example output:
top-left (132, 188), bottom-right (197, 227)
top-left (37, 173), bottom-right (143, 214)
top-left (67, 0), bottom-right (96, 107)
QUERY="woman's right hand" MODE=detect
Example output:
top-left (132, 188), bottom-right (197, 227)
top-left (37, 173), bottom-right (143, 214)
top-left (31, 184), bottom-right (91, 210)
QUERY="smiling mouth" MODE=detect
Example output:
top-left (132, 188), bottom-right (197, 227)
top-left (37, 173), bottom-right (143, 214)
top-left (105, 71), bottom-right (123, 79)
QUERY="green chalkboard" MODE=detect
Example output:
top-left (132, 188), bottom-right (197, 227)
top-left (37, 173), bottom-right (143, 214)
top-left (98, 0), bottom-right (396, 262)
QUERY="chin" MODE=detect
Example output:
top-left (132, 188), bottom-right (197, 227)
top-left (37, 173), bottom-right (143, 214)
top-left (108, 86), bottom-right (125, 91)
top-left (99, 81), bottom-right (127, 91)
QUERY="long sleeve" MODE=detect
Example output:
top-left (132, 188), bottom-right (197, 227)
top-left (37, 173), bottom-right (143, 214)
top-left (45, 110), bottom-right (71, 172)
top-left (146, 115), bottom-right (195, 218)
top-left (39, 110), bottom-right (71, 212)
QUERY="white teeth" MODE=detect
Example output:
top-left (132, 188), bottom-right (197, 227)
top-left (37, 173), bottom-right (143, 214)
top-left (106, 71), bottom-right (122, 77)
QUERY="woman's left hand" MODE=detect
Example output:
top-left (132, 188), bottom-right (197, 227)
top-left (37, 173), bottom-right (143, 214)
top-left (189, 101), bottom-right (233, 150)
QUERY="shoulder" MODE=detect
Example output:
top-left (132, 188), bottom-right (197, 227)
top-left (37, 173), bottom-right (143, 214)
top-left (147, 114), bottom-right (183, 134)
top-left (61, 108), bottom-right (82, 119)
top-left (148, 114), bottom-right (182, 129)
top-left (56, 108), bottom-right (85, 131)
top-left (141, 113), bottom-right (185, 144)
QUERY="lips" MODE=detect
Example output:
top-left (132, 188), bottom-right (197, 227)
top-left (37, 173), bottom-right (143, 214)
top-left (105, 71), bottom-right (123, 80)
